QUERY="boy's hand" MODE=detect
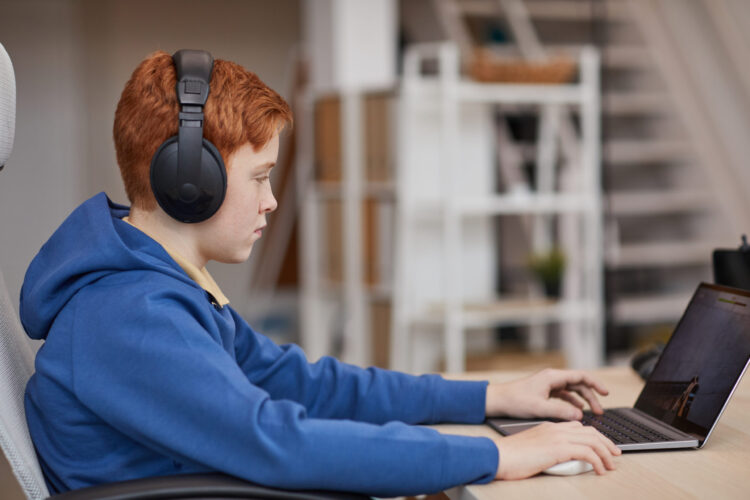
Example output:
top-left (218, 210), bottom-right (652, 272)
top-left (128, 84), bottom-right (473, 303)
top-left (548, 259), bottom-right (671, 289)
top-left (492, 421), bottom-right (621, 480)
top-left (485, 368), bottom-right (609, 420)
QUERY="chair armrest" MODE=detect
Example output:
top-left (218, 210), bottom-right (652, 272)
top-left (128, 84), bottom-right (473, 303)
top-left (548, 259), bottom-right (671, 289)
top-left (51, 473), bottom-right (372, 500)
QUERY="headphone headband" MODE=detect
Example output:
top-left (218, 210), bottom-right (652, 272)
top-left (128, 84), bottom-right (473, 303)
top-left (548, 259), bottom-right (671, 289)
top-left (174, 50), bottom-right (213, 202)
top-left (149, 49), bottom-right (227, 223)
top-left (174, 50), bottom-right (213, 107)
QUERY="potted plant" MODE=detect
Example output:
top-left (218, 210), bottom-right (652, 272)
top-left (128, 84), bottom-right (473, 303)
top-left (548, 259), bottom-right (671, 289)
top-left (528, 248), bottom-right (566, 298)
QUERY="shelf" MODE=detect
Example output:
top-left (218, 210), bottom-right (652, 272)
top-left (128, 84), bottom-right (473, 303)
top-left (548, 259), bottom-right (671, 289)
top-left (414, 297), bottom-right (598, 329)
top-left (405, 79), bottom-right (588, 106)
top-left (457, 81), bottom-right (586, 105)
top-left (314, 181), bottom-right (396, 200)
top-left (319, 280), bottom-right (392, 300)
top-left (412, 192), bottom-right (597, 218)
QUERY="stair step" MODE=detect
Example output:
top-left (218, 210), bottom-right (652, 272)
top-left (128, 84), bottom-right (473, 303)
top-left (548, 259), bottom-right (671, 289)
top-left (603, 91), bottom-right (671, 116)
top-left (456, 0), bottom-right (500, 17)
top-left (612, 292), bottom-right (693, 324)
top-left (608, 190), bottom-right (714, 216)
top-left (525, 0), bottom-right (631, 21)
top-left (543, 45), bottom-right (651, 70)
top-left (605, 139), bottom-right (691, 165)
top-left (608, 241), bottom-right (714, 268)
top-left (458, 1), bottom-right (630, 21)
top-left (603, 46), bottom-right (652, 69)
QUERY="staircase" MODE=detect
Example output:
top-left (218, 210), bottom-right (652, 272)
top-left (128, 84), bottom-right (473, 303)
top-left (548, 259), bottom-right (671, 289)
top-left (596, 0), bottom-right (741, 341)
top-left (425, 0), bottom-right (743, 353)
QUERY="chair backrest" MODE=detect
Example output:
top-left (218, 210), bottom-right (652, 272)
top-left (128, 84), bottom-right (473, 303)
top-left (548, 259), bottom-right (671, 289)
top-left (0, 270), bottom-right (49, 499)
top-left (0, 42), bottom-right (50, 500)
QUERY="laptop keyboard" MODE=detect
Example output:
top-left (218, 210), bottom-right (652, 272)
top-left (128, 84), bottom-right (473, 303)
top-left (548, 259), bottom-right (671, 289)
top-left (582, 409), bottom-right (673, 444)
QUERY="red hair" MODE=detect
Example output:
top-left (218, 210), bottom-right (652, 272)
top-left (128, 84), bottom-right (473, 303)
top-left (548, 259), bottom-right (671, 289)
top-left (114, 51), bottom-right (292, 210)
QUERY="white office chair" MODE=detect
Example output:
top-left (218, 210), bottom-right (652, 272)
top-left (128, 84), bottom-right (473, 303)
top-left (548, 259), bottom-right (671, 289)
top-left (0, 40), bottom-right (50, 500)
top-left (0, 268), bottom-right (48, 500)
top-left (0, 42), bottom-right (366, 500)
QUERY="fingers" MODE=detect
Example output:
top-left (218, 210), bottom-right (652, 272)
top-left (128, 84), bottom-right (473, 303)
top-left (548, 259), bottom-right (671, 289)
top-left (561, 421), bottom-right (621, 456)
top-left (596, 428), bottom-right (622, 457)
top-left (580, 429), bottom-right (617, 472)
top-left (539, 398), bottom-right (583, 420)
top-left (551, 389), bottom-right (585, 410)
top-left (546, 369), bottom-right (610, 396)
top-left (493, 421), bottom-right (620, 480)
top-left (541, 369), bottom-right (608, 414)
top-left (568, 445), bottom-right (607, 475)
top-left (563, 425), bottom-right (619, 474)
top-left (567, 383), bottom-right (604, 414)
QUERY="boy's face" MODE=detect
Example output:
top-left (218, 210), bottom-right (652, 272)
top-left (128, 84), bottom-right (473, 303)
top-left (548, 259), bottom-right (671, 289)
top-left (196, 134), bottom-right (279, 264)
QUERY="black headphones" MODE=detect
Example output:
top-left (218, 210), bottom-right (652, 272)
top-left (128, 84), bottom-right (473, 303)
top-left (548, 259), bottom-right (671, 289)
top-left (150, 49), bottom-right (227, 223)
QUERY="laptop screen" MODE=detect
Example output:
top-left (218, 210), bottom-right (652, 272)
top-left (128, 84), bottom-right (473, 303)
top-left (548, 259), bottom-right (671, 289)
top-left (634, 283), bottom-right (750, 442)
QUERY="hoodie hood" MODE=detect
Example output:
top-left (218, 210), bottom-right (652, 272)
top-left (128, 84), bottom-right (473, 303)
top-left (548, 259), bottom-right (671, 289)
top-left (20, 192), bottom-right (198, 340)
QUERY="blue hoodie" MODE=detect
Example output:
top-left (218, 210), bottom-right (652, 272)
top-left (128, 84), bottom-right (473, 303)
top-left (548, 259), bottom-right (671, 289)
top-left (20, 193), bottom-right (499, 496)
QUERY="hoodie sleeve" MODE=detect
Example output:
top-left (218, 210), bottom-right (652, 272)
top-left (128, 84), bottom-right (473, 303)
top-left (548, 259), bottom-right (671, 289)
top-left (70, 286), bottom-right (498, 497)
top-left (232, 310), bottom-right (489, 425)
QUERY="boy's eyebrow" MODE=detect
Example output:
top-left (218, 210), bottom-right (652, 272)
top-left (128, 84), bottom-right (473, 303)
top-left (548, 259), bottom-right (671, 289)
top-left (255, 162), bottom-right (275, 172)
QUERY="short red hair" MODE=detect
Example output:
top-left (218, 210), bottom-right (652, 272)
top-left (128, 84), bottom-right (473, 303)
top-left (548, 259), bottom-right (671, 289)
top-left (114, 51), bottom-right (292, 210)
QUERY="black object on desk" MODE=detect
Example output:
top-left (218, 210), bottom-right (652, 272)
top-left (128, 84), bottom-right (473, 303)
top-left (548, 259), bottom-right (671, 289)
top-left (633, 235), bottom-right (750, 381)
top-left (713, 234), bottom-right (750, 290)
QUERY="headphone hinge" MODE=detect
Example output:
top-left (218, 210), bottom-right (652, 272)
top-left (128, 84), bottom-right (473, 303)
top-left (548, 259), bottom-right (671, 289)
top-left (176, 79), bottom-right (209, 106)
top-left (179, 110), bottom-right (204, 128)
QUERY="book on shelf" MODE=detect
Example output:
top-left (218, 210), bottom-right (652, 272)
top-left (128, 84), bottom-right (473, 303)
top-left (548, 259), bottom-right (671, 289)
top-left (322, 197), bottom-right (393, 292)
top-left (370, 299), bottom-right (391, 369)
top-left (364, 93), bottom-right (393, 184)
top-left (375, 200), bottom-right (394, 289)
top-left (324, 199), bottom-right (343, 283)
top-left (363, 197), bottom-right (378, 286)
top-left (314, 96), bottom-right (341, 182)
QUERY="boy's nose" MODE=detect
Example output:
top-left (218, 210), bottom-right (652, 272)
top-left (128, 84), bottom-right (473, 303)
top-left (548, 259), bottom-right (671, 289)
top-left (261, 192), bottom-right (278, 213)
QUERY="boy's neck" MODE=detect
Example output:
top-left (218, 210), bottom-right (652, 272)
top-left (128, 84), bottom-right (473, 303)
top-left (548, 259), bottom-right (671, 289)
top-left (128, 206), bottom-right (208, 269)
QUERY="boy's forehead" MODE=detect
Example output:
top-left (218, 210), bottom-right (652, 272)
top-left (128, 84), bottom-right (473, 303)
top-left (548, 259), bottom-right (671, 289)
top-left (254, 135), bottom-right (280, 162)
top-left (230, 139), bottom-right (278, 169)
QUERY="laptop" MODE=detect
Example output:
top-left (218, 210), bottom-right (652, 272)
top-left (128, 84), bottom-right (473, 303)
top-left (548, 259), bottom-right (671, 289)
top-left (488, 282), bottom-right (750, 451)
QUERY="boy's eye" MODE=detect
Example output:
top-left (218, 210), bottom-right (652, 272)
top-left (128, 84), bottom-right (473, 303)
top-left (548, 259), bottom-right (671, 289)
top-left (255, 175), bottom-right (270, 183)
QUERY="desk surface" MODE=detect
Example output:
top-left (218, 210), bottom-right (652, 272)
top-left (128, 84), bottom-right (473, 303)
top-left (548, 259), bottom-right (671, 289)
top-left (437, 367), bottom-right (750, 500)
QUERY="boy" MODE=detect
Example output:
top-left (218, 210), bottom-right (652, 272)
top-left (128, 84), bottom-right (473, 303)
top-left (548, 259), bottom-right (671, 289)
top-left (21, 50), bottom-right (619, 496)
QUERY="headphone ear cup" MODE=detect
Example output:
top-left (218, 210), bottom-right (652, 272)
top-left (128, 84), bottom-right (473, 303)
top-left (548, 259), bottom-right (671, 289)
top-left (150, 136), bottom-right (227, 223)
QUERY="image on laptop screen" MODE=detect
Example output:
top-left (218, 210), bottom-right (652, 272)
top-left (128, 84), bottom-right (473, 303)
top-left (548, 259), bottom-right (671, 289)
top-left (634, 284), bottom-right (750, 442)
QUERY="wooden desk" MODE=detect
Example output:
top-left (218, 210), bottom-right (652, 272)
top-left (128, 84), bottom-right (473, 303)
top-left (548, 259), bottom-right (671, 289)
top-left (436, 367), bottom-right (750, 500)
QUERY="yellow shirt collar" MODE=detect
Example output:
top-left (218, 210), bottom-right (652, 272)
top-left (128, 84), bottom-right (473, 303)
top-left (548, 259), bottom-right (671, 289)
top-left (122, 217), bottom-right (230, 307)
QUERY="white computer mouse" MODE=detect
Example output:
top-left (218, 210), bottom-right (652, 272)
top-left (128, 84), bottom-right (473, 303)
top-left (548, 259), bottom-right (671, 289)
top-left (542, 460), bottom-right (594, 476)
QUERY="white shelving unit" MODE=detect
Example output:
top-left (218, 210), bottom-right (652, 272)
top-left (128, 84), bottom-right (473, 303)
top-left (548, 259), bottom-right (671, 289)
top-left (390, 42), bottom-right (604, 373)
top-left (297, 42), bottom-right (603, 373)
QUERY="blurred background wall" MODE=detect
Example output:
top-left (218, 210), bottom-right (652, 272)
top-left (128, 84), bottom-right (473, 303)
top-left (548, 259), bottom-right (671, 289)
top-left (0, 0), bottom-right (300, 312)
top-left (2, 0), bottom-right (750, 373)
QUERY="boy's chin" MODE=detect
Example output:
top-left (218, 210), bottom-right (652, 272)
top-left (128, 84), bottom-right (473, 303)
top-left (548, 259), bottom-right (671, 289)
top-left (215, 246), bottom-right (253, 264)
